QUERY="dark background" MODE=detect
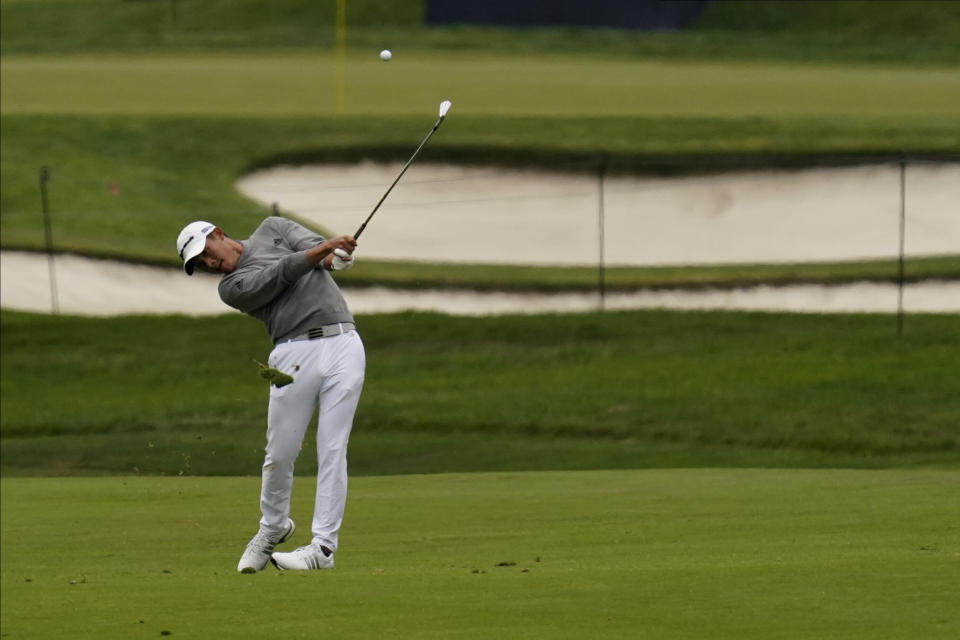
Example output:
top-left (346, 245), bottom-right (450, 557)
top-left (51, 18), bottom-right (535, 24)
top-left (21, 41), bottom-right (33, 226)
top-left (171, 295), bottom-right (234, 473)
top-left (426, 0), bottom-right (713, 29)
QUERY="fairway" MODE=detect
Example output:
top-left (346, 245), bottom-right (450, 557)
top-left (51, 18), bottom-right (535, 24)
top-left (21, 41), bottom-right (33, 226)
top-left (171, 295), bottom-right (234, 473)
top-left (1, 469), bottom-right (957, 639)
top-left (2, 51), bottom-right (958, 117)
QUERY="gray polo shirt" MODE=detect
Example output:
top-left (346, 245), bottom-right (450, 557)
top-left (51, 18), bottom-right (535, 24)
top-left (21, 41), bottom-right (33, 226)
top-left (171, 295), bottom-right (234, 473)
top-left (219, 216), bottom-right (354, 343)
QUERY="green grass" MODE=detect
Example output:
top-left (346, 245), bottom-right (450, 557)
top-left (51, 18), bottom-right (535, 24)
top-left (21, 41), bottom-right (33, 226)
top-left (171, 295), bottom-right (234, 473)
top-left (2, 470), bottom-right (958, 639)
top-left (2, 7), bottom-right (958, 637)
top-left (334, 255), bottom-right (960, 292)
top-left (4, 51), bottom-right (960, 118)
top-left (1, 9), bottom-right (958, 637)
top-left (2, 309), bottom-right (958, 476)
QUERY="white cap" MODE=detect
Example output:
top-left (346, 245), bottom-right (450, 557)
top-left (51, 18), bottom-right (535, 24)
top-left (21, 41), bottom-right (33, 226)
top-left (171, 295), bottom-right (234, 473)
top-left (176, 221), bottom-right (215, 275)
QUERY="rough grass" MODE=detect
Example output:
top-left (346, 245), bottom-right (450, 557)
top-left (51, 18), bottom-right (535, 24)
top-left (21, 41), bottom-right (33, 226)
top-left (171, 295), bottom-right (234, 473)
top-left (335, 256), bottom-right (960, 292)
top-left (2, 470), bottom-right (958, 639)
top-left (2, 309), bottom-right (958, 476)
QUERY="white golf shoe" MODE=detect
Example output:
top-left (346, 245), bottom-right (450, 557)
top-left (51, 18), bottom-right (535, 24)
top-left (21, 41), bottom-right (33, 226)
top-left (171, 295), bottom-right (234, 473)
top-left (270, 542), bottom-right (335, 571)
top-left (237, 518), bottom-right (296, 574)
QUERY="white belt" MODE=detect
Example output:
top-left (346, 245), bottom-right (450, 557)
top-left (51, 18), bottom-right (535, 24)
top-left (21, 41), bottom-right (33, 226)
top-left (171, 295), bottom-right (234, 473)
top-left (281, 322), bottom-right (355, 344)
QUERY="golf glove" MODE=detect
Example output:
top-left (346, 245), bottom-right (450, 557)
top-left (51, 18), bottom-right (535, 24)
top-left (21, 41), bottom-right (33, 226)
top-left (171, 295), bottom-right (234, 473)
top-left (331, 248), bottom-right (355, 271)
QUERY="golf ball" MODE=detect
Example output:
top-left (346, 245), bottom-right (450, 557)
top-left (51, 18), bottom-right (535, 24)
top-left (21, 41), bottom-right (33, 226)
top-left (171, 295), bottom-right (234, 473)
top-left (380, 49), bottom-right (392, 61)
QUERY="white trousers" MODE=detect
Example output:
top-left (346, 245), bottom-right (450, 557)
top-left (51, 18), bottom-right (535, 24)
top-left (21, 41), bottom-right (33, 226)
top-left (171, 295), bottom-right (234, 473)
top-left (259, 329), bottom-right (365, 552)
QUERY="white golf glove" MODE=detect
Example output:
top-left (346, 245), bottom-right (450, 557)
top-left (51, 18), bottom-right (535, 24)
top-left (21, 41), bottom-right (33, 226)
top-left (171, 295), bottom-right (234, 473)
top-left (331, 248), bottom-right (355, 271)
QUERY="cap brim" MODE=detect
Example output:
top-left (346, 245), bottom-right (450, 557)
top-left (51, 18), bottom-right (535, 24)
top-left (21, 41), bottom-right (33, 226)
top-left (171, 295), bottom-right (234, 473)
top-left (183, 256), bottom-right (199, 275)
top-left (181, 238), bottom-right (206, 275)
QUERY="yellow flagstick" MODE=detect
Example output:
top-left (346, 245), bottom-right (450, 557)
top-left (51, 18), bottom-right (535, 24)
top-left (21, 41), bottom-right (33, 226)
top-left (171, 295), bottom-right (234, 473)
top-left (335, 0), bottom-right (346, 114)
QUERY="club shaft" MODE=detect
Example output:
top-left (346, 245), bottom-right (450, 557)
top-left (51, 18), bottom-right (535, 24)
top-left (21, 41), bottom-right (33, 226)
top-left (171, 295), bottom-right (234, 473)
top-left (354, 115), bottom-right (446, 239)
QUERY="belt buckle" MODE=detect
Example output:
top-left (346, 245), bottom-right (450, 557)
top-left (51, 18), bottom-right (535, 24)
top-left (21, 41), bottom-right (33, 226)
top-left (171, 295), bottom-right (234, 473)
top-left (306, 322), bottom-right (348, 341)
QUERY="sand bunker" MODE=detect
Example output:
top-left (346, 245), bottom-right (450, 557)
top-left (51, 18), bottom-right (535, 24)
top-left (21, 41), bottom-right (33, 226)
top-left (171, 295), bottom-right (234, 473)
top-left (2, 163), bottom-right (957, 317)
top-left (2, 251), bottom-right (957, 316)
top-left (236, 162), bottom-right (959, 266)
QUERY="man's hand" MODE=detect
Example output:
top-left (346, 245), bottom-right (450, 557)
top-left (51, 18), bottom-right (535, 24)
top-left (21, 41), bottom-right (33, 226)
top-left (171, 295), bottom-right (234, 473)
top-left (326, 235), bottom-right (357, 253)
top-left (330, 248), bottom-right (355, 271)
top-left (306, 235), bottom-right (357, 268)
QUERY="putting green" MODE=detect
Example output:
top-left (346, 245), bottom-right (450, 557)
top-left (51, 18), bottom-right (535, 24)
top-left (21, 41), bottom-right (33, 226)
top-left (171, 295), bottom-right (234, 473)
top-left (2, 469), bottom-right (957, 639)
top-left (2, 51), bottom-right (958, 117)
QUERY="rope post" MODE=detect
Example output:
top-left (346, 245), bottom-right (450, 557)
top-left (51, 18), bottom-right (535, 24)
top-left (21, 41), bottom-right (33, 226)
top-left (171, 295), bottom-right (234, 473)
top-left (597, 153), bottom-right (607, 312)
top-left (39, 166), bottom-right (59, 314)
top-left (897, 154), bottom-right (906, 336)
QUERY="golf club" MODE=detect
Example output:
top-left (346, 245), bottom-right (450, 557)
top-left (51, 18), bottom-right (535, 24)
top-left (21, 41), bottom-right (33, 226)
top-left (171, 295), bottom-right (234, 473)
top-left (353, 100), bottom-right (452, 239)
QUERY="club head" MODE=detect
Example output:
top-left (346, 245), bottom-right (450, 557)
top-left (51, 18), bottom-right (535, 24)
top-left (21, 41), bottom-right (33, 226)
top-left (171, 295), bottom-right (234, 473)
top-left (438, 100), bottom-right (452, 118)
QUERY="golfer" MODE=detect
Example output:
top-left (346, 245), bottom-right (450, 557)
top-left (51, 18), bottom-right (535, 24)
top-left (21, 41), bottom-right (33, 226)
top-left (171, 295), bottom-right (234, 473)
top-left (176, 216), bottom-right (364, 572)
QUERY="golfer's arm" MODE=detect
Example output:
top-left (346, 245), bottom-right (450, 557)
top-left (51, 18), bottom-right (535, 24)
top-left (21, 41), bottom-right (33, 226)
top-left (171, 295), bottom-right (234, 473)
top-left (307, 235), bottom-right (357, 270)
top-left (276, 216), bottom-right (327, 253)
top-left (219, 254), bottom-right (313, 312)
top-left (305, 243), bottom-right (334, 267)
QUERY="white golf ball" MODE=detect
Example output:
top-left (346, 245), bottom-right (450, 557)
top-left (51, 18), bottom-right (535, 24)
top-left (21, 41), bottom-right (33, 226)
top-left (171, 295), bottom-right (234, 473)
top-left (379, 49), bottom-right (392, 61)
